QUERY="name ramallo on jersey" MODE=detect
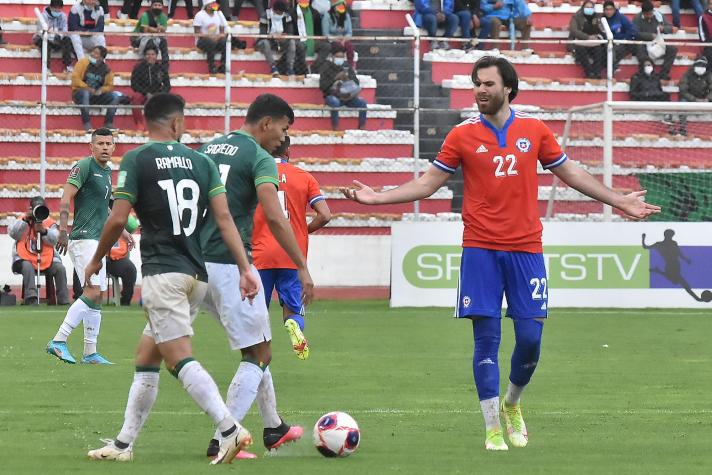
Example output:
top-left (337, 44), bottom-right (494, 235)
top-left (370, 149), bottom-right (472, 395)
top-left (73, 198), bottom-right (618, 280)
top-left (155, 156), bottom-right (194, 170)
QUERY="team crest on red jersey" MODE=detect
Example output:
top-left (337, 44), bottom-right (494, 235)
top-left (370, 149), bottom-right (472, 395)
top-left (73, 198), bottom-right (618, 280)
top-left (515, 138), bottom-right (531, 153)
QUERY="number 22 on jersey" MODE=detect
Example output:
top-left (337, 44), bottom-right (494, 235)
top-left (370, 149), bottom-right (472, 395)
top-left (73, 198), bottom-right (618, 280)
top-left (493, 154), bottom-right (518, 177)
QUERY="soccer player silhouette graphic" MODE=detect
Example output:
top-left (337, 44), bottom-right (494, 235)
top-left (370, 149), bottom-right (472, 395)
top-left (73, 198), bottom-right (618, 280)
top-left (642, 229), bottom-right (711, 302)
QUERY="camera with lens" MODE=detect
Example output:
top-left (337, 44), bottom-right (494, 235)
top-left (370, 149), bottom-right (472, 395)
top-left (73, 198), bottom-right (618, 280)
top-left (26, 196), bottom-right (50, 223)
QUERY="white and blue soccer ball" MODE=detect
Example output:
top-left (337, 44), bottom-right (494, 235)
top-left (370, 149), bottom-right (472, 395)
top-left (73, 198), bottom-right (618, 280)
top-left (313, 411), bottom-right (360, 457)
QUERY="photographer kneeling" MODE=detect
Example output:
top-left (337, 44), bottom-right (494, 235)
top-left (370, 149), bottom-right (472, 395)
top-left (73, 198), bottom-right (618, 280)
top-left (9, 196), bottom-right (70, 305)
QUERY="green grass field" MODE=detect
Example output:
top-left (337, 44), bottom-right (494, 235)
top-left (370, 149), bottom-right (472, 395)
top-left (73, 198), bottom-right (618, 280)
top-left (1, 301), bottom-right (711, 474)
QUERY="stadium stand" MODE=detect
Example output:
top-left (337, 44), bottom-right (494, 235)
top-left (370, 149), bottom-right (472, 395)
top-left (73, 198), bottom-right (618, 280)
top-left (0, 0), bottom-right (710, 234)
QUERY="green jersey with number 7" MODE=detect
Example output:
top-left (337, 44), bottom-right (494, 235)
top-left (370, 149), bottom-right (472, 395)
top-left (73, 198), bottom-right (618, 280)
top-left (114, 140), bottom-right (226, 281)
top-left (66, 156), bottom-right (113, 240)
top-left (198, 130), bottom-right (280, 264)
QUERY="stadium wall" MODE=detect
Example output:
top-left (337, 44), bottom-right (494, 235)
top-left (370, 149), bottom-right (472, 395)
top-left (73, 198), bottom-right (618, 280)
top-left (0, 233), bottom-right (391, 289)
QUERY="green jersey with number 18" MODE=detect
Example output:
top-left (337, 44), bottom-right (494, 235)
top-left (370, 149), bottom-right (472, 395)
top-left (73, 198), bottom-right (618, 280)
top-left (67, 156), bottom-right (112, 240)
top-left (198, 130), bottom-right (279, 264)
top-left (114, 140), bottom-right (226, 281)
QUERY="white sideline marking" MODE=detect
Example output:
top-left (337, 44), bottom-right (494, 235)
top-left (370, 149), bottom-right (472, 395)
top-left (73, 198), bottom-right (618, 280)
top-left (1, 408), bottom-right (711, 416)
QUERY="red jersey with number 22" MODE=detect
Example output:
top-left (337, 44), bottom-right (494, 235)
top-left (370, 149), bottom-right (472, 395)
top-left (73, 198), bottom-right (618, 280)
top-left (433, 110), bottom-right (567, 253)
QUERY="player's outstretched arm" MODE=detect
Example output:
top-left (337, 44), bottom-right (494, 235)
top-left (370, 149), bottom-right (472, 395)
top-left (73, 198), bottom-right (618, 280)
top-left (208, 193), bottom-right (259, 301)
top-left (307, 199), bottom-right (331, 234)
top-left (56, 183), bottom-right (79, 255)
top-left (85, 199), bottom-right (131, 283)
top-left (340, 166), bottom-right (451, 205)
top-left (257, 183), bottom-right (314, 305)
top-left (551, 160), bottom-right (661, 220)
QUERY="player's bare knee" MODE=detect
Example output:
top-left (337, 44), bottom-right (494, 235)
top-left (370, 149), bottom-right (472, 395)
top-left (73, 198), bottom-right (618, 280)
top-left (134, 335), bottom-right (163, 367)
top-left (82, 285), bottom-right (103, 305)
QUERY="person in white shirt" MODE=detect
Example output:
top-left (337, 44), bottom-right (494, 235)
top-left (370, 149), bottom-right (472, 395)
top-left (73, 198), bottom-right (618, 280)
top-left (193, 1), bottom-right (228, 74)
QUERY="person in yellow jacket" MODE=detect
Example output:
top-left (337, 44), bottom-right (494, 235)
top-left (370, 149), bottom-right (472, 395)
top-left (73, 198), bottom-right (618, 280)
top-left (71, 45), bottom-right (125, 131)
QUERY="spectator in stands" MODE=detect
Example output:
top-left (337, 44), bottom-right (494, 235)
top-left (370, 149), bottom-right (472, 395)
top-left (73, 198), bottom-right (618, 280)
top-left (118, 0), bottom-right (143, 19)
top-left (320, 0), bottom-right (355, 66)
top-left (456, 0), bottom-right (493, 50)
top-left (0, 26), bottom-right (6, 45)
top-left (481, 0), bottom-right (532, 50)
top-left (630, 58), bottom-right (670, 100)
top-left (193, 1), bottom-right (228, 74)
top-left (130, 45), bottom-right (171, 125)
top-left (256, 0), bottom-right (304, 76)
top-left (106, 232), bottom-right (137, 306)
top-left (699, 5), bottom-right (712, 68)
top-left (292, 0), bottom-right (323, 59)
top-left (9, 197), bottom-right (70, 306)
top-left (132, 1), bottom-right (170, 65)
top-left (634, 1), bottom-right (677, 80)
top-left (168, 0), bottom-right (196, 19)
top-left (568, 1), bottom-right (606, 79)
top-left (68, 0), bottom-right (106, 60)
top-left (33, 0), bottom-right (75, 73)
top-left (603, 0), bottom-right (638, 73)
top-left (72, 45), bottom-right (123, 130)
top-left (671, 0), bottom-right (705, 29)
top-left (676, 57), bottom-right (712, 135)
top-left (319, 43), bottom-right (367, 130)
top-left (414, 0), bottom-right (471, 51)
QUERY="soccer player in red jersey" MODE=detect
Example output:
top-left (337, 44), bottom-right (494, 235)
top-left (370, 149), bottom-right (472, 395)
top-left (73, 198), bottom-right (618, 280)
top-left (342, 56), bottom-right (660, 451)
top-left (253, 136), bottom-right (331, 360)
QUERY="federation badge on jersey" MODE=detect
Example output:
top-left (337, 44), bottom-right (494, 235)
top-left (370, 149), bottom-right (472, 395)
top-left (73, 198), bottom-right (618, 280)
top-left (69, 166), bottom-right (80, 179)
top-left (516, 137), bottom-right (531, 153)
top-left (462, 296), bottom-right (471, 308)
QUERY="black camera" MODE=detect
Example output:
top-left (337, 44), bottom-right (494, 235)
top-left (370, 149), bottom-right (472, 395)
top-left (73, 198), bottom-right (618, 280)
top-left (28, 196), bottom-right (50, 222)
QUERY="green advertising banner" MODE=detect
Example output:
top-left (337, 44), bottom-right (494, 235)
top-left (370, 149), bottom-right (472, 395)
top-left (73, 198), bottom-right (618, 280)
top-left (403, 246), bottom-right (649, 289)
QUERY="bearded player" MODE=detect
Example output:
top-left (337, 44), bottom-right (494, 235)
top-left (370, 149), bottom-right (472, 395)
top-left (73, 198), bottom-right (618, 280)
top-left (342, 56), bottom-right (660, 451)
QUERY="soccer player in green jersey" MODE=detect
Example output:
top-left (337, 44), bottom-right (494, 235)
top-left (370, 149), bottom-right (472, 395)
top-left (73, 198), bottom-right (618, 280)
top-left (199, 94), bottom-right (314, 458)
top-left (47, 127), bottom-right (132, 365)
top-left (84, 93), bottom-right (259, 464)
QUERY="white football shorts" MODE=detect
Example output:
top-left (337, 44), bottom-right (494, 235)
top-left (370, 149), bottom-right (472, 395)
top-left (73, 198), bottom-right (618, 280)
top-left (203, 262), bottom-right (272, 350)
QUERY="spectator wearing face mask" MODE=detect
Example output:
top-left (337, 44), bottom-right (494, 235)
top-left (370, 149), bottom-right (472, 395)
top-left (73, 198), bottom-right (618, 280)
top-left (319, 0), bottom-right (355, 67)
top-left (630, 59), bottom-right (669, 101)
top-left (676, 57), bottom-right (712, 135)
top-left (633, 0), bottom-right (677, 80)
top-left (319, 43), bottom-right (367, 130)
top-left (33, 0), bottom-right (75, 73)
top-left (71, 45), bottom-right (123, 130)
top-left (568, 0), bottom-right (605, 79)
top-left (68, 0), bottom-right (106, 60)
top-left (256, 0), bottom-right (305, 76)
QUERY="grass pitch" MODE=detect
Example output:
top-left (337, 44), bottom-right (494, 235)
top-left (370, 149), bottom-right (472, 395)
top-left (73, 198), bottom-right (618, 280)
top-left (1, 301), bottom-right (711, 474)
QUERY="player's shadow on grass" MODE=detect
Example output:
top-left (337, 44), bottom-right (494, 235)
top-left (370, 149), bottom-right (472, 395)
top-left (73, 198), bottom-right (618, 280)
top-left (642, 229), bottom-right (711, 302)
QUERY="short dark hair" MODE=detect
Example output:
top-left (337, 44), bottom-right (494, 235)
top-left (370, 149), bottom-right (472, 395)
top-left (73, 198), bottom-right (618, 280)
top-left (272, 0), bottom-right (287, 13)
top-left (94, 45), bottom-right (108, 59)
top-left (144, 93), bottom-right (185, 123)
top-left (245, 94), bottom-right (294, 125)
top-left (471, 55), bottom-right (519, 102)
top-left (144, 45), bottom-right (158, 55)
top-left (49, 0), bottom-right (63, 7)
top-left (603, 0), bottom-right (615, 9)
top-left (91, 127), bottom-right (114, 140)
top-left (641, 0), bottom-right (654, 12)
top-left (272, 135), bottom-right (290, 158)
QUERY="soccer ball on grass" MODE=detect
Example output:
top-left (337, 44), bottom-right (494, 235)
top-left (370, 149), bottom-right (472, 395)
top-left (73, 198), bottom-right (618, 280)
top-left (313, 411), bottom-right (360, 457)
